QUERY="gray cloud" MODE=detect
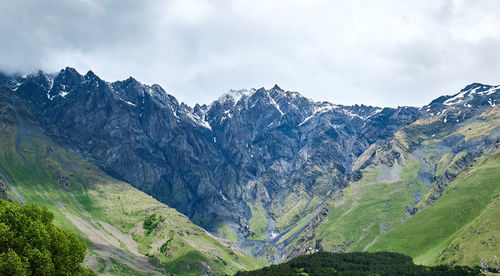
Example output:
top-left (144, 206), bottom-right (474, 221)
top-left (1, 0), bottom-right (500, 107)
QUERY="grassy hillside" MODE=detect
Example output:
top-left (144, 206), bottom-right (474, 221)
top-left (306, 105), bottom-right (500, 267)
top-left (0, 96), bottom-right (266, 275)
top-left (313, 160), bottom-right (429, 252)
top-left (368, 150), bottom-right (500, 266)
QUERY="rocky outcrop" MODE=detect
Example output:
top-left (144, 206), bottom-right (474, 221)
top-left (284, 205), bottom-right (329, 260)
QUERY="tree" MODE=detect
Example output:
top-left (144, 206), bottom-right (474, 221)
top-left (0, 199), bottom-right (96, 275)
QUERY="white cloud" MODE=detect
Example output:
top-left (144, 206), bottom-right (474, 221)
top-left (1, 0), bottom-right (500, 107)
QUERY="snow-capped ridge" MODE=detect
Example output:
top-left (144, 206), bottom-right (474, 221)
top-left (220, 88), bottom-right (255, 104)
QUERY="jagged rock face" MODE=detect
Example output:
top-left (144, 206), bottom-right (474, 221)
top-left (3, 68), bottom-right (497, 259)
top-left (0, 68), bottom-right (420, 235)
top-left (205, 87), bottom-right (420, 235)
top-left (2, 69), bottom-right (222, 220)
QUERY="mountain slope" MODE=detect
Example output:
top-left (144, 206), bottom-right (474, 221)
top-left (286, 84), bottom-right (500, 267)
top-left (1, 68), bottom-right (499, 267)
top-left (0, 86), bottom-right (265, 275)
top-left (368, 147), bottom-right (500, 266)
top-left (0, 68), bottom-right (421, 261)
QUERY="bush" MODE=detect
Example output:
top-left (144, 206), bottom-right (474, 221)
top-left (143, 213), bottom-right (164, 235)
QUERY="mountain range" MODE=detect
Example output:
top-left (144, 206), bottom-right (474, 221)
top-left (0, 67), bottom-right (499, 274)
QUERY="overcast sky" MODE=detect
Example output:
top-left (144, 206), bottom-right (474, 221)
top-left (1, 0), bottom-right (500, 107)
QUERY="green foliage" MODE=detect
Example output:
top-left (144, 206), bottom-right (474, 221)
top-left (142, 213), bottom-right (165, 235)
top-left (160, 237), bottom-right (173, 254)
top-left (0, 249), bottom-right (29, 276)
top-left (0, 199), bottom-right (96, 276)
top-left (236, 252), bottom-right (482, 276)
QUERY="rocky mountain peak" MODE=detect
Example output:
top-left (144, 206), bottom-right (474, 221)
top-left (271, 84), bottom-right (283, 91)
top-left (421, 83), bottom-right (499, 126)
top-left (58, 67), bottom-right (83, 82)
top-left (460, 82), bottom-right (488, 92)
top-left (124, 76), bottom-right (138, 83)
top-left (219, 89), bottom-right (255, 104)
top-left (84, 70), bottom-right (98, 80)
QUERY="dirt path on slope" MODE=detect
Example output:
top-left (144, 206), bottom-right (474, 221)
top-left (98, 220), bottom-right (141, 257)
top-left (57, 202), bottom-right (163, 275)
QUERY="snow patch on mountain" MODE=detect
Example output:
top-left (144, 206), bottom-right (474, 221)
top-left (220, 89), bottom-right (255, 105)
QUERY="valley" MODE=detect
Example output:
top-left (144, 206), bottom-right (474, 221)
top-left (0, 69), bottom-right (499, 274)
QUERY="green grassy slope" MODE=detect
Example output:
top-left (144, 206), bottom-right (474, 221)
top-left (368, 150), bottom-right (500, 266)
top-left (313, 159), bottom-right (429, 253)
top-left (0, 96), bottom-right (266, 275)
top-left (308, 106), bottom-right (500, 267)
